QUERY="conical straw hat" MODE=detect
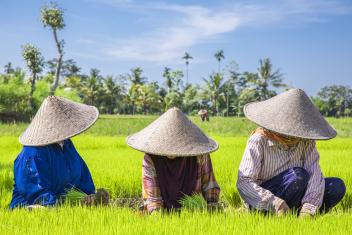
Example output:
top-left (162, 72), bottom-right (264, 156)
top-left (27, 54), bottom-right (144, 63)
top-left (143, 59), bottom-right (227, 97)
top-left (126, 107), bottom-right (218, 157)
top-left (244, 88), bottom-right (336, 140)
top-left (20, 96), bottom-right (99, 146)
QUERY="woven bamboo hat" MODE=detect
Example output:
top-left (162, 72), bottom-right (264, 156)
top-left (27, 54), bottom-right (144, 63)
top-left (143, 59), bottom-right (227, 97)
top-left (20, 96), bottom-right (99, 146)
top-left (126, 107), bottom-right (218, 157)
top-left (244, 88), bottom-right (336, 140)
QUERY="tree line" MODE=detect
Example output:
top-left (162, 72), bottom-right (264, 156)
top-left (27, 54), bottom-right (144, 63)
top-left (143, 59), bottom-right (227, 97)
top-left (0, 2), bottom-right (351, 121)
top-left (1, 56), bottom-right (351, 121)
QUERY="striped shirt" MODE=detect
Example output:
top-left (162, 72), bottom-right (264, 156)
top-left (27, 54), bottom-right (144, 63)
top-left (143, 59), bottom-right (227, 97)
top-left (142, 154), bottom-right (220, 212)
top-left (237, 133), bottom-right (325, 215)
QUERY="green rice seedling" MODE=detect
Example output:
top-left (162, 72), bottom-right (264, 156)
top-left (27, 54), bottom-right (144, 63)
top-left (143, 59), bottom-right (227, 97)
top-left (64, 187), bottom-right (87, 205)
top-left (179, 194), bottom-right (207, 211)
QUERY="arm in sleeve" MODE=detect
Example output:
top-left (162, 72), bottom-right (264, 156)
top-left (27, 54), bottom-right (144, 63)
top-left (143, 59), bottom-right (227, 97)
top-left (16, 155), bottom-right (57, 206)
top-left (142, 154), bottom-right (163, 212)
top-left (200, 155), bottom-right (220, 203)
top-left (301, 141), bottom-right (325, 215)
top-left (236, 135), bottom-right (284, 212)
top-left (77, 158), bottom-right (96, 195)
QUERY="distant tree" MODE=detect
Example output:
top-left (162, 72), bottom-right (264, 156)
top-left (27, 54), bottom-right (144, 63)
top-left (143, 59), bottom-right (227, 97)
top-left (314, 85), bottom-right (352, 117)
top-left (80, 68), bottom-right (103, 106)
top-left (2, 62), bottom-right (15, 83)
top-left (101, 76), bottom-right (123, 114)
top-left (255, 58), bottom-right (285, 99)
top-left (163, 67), bottom-right (173, 92)
top-left (128, 67), bottom-right (146, 85)
top-left (182, 84), bottom-right (199, 113)
top-left (41, 2), bottom-right (65, 95)
top-left (4, 62), bottom-right (14, 75)
top-left (202, 73), bottom-right (226, 115)
top-left (161, 68), bottom-right (184, 110)
top-left (237, 88), bottom-right (260, 116)
top-left (47, 59), bottom-right (81, 77)
top-left (214, 50), bottom-right (225, 73)
top-left (164, 90), bottom-right (183, 110)
top-left (182, 52), bottom-right (193, 84)
top-left (22, 44), bottom-right (45, 111)
top-left (126, 84), bottom-right (139, 115)
top-left (136, 83), bottom-right (161, 114)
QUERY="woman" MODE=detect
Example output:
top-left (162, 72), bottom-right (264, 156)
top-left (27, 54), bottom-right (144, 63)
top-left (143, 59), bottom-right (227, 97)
top-left (10, 96), bottom-right (105, 209)
top-left (237, 89), bottom-right (346, 217)
top-left (126, 107), bottom-right (220, 213)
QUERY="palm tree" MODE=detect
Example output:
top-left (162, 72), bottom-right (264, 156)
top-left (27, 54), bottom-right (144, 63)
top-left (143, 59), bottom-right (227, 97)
top-left (214, 50), bottom-right (225, 73)
top-left (102, 76), bottom-right (123, 114)
top-left (126, 84), bottom-right (139, 115)
top-left (128, 67), bottom-right (146, 85)
top-left (182, 52), bottom-right (193, 84)
top-left (256, 58), bottom-right (285, 99)
top-left (4, 62), bottom-right (14, 74)
top-left (80, 68), bottom-right (102, 106)
top-left (203, 73), bottom-right (225, 115)
top-left (136, 84), bottom-right (161, 114)
top-left (162, 67), bottom-right (173, 92)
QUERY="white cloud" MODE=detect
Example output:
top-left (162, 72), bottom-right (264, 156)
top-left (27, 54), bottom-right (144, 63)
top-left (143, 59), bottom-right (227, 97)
top-left (81, 0), bottom-right (351, 62)
top-left (103, 4), bottom-right (240, 62)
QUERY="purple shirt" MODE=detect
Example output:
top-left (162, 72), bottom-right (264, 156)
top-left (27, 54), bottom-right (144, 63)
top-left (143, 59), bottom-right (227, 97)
top-left (237, 133), bottom-right (325, 214)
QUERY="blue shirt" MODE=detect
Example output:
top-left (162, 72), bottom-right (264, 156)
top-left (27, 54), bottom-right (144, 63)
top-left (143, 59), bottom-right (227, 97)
top-left (10, 139), bottom-right (95, 209)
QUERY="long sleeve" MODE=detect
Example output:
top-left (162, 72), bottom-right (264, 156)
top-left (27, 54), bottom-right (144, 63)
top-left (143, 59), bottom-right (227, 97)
top-left (13, 155), bottom-right (57, 208)
top-left (142, 154), bottom-right (163, 212)
top-left (77, 159), bottom-right (96, 195)
top-left (236, 135), bottom-right (281, 212)
top-left (199, 155), bottom-right (220, 203)
top-left (300, 141), bottom-right (325, 215)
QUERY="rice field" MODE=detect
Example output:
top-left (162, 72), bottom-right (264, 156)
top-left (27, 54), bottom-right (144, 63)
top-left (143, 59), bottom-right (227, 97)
top-left (0, 116), bottom-right (351, 234)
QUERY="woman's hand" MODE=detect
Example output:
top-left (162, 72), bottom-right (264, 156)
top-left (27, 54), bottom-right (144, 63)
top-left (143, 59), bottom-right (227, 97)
top-left (81, 188), bottom-right (110, 206)
top-left (273, 197), bottom-right (290, 216)
top-left (81, 194), bottom-right (95, 206)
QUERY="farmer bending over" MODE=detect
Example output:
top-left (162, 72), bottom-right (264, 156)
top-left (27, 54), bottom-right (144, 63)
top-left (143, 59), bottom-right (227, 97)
top-left (126, 107), bottom-right (220, 213)
top-left (10, 96), bottom-right (107, 209)
top-left (237, 89), bottom-right (346, 218)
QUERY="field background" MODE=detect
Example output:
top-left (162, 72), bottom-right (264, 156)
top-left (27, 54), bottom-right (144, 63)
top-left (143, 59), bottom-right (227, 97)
top-left (0, 116), bottom-right (352, 234)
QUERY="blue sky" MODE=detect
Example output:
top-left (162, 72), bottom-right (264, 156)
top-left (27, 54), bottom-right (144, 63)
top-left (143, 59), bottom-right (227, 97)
top-left (0, 0), bottom-right (351, 95)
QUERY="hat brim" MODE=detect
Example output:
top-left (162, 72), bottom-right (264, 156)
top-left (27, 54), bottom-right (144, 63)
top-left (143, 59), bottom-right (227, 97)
top-left (19, 105), bottom-right (99, 146)
top-left (244, 102), bottom-right (337, 140)
top-left (126, 135), bottom-right (219, 157)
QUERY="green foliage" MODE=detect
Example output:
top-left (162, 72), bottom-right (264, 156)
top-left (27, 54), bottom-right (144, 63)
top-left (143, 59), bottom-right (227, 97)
top-left (1, 50), bottom-right (350, 119)
top-left (22, 44), bottom-right (44, 75)
top-left (313, 85), bottom-right (352, 117)
top-left (40, 2), bottom-right (65, 29)
top-left (0, 78), bottom-right (30, 121)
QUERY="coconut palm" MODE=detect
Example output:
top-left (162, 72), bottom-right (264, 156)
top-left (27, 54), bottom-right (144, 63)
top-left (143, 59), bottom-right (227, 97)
top-left (256, 58), bottom-right (285, 99)
top-left (202, 73), bottom-right (225, 115)
top-left (182, 52), bottom-right (193, 84)
top-left (102, 76), bottom-right (123, 114)
top-left (4, 62), bottom-right (14, 75)
top-left (214, 50), bottom-right (225, 73)
top-left (162, 67), bottom-right (173, 92)
top-left (128, 67), bottom-right (146, 85)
